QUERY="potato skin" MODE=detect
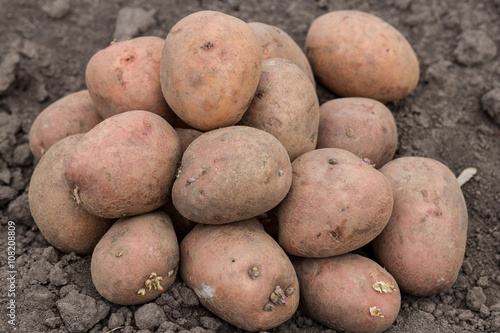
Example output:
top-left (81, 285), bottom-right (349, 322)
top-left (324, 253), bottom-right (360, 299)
top-left (29, 90), bottom-right (103, 161)
top-left (372, 157), bottom-right (468, 296)
top-left (65, 110), bottom-right (182, 218)
top-left (161, 11), bottom-right (262, 131)
top-left (180, 218), bottom-right (299, 331)
top-left (305, 10), bottom-right (419, 103)
top-left (248, 22), bottom-right (315, 87)
top-left (239, 58), bottom-right (320, 161)
top-left (91, 210), bottom-right (179, 305)
top-left (277, 148), bottom-right (393, 257)
top-left (316, 97), bottom-right (398, 168)
top-left (293, 254), bottom-right (401, 333)
top-left (174, 127), bottom-right (204, 153)
top-left (172, 126), bottom-right (292, 224)
top-left (85, 36), bottom-right (175, 122)
top-left (28, 134), bottom-right (114, 255)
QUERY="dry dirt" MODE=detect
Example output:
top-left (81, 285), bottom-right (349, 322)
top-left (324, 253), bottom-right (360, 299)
top-left (0, 0), bottom-right (499, 332)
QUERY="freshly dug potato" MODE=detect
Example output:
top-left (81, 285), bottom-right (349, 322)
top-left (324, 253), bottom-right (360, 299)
top-left (85, 36), bottom-right (175, 122)
top-left (305, 10), bottom-right (419, 103)
top-left (293, 254), bottom-right (401, 333)
top-left (172, 126), bottom-right (292, 224)
top-left (239, 58), bottom-right (319, 161)
top-left (277, 148), bottom-right (393, 257)
top-left (160, 11), bottom-right (262, 131)
top-left (175, 127), bottom-right (204, 153)
top-left (180, 218), bottom-right (299, 331)
top-left (372, 157), bottom-right (468, 296)
top-left (65, 110), bottom-right (182, 218)
top-left (28, 134), bottom-right (114, 255)
top-left (316, 97), bottom-right (398, 168)
top-left (29, 90), bottom-right (103, 161)
top-left (91, 210), bottom-right (179, 305)
top-left (248, 22), bottom-right (315, 86)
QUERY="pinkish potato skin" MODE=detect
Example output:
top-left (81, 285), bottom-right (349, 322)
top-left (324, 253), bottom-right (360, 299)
top-left (277, 148), bottom-right (393, 257)
top-left (29, 90), bottom-right (103, 161)
top-left (239, 58), bottom-right (320, 161)
top-left (180, 219), bottom-right (299, 332)
top-left (65, 110), bottom-right (182, 218)
top-left (28, 134), bottom-right (114, 255)
top-left (316, 97), bottom-right (398, 168)
top-left (85, 36), bottom-right (175, 122)
top-left (248, 22), bottom-right (315, 87)
top-left (91, 210), bottom-right (179, 305)
top-left (372, 157), bottom-right (468, 296)
top-left (293, 254), bottom-right (401, 333)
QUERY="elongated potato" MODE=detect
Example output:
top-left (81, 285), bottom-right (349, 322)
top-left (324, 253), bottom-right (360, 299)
top-left (28, 134), bottom-right (114, 255)
top-left (91, 210), bottom-right (179, 305)
top-left (180, 218), bottom-right (299, 331)
top-left (371, 157), bottom-right (468, 296)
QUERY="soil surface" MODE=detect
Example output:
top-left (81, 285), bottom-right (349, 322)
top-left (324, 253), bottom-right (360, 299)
top-left (1, 0), bottom-right (499, 332)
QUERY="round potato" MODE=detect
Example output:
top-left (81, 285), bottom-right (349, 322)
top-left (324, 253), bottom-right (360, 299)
top-left (277, 148), bottom-right (393, 257)
top-left (293, 254), bottom-right (401, 333)
top-left (160, 11), bottom-right (262, 131)
top-left (172, 126), bottom-right (292, 224)
top-left (372, 157), bottom-right (468, 296)
top-left (239, 58), bottom-right (320, 161)
top-left (29, 90), bottom-right (103, 161)
top-left (91, 210), bottom-right (179, 305)
top-left (305, 10), bottom-right (419, 103)
top-left (65, 110), bottom-right (182, 218)
top-left (316, 97), bottom-right (398, 168)
top-left (28, 134), bottom-right (114, 255)
top-left (85, 36), bottom-right (175, 122)
top-left (180, 218), bottom-right (299, 331)
top-left (248, 22), bottom-right (315, 86)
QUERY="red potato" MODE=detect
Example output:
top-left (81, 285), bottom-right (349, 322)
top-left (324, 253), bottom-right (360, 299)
top-left (85, 36), bottom-right (175, 122)
top-left (316, 97), bottom-right (398, 168)
top-left (372, 157), bottom-right (468, 296)
top-left (28, 134), bottom-right (114, 255)
top-left (91, 210), bottom-right (179, 305)
top-left (293, 254), bottom-right (401, 333)
top-left (29, 90), bottom-right (103, 161)
top-left (65, 110), bottom-right (182, 219)
top-left (161, 11), bottom-right (262, 131)
top-left (180, 218), bottom-right (299, 331)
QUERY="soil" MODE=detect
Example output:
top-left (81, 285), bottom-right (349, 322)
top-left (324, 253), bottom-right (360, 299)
top-left (0, 0), bottom-right (499, 332)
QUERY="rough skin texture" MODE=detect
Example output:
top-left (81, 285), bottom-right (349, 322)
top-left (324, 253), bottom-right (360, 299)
top-left (91, 210), bottom-right (179, 305)
top-left (316, 97), bottom-right (398, 168)
top-left (372, 156), bottom-right (468, 297)
top-left (28, 134), bottom-right (114, 255)
top-left (172, 126), bottom-right (292, 224)
top-left (293, 254), bottom-right (401, 333)
top-left (277, 148), bottom-right (394, 257)
top-left (305, 10), bottom-right (419, 103)
top-left (180, 219), bottom-right (299, 331)
top-left (239, 58), bottom-right (320, 161)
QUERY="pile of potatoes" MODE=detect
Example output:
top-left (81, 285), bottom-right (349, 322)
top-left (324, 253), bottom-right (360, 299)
top-left (27, 9), bottom-right (468, 333)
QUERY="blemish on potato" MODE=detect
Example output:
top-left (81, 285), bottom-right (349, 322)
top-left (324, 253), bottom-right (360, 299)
top-left (115, 251), bottom-right (123, 257)
top-left (278, 169), bottom-right (284, 176)
top-left (263, 303), bottom-right (275, 311)
top-left (137, 288), bottom-right (146, 296)
top-left (200, 41), bottom-right (214, 50)
top-left (269, 285), bottom-right (288, 306)
top-left (346, 127), bottom-right (354, 137)
top-left (372, 281), bottom-right (395, 294)
top-left (284, 286), bottom-right (295, 297)
top-left (72, 185), bottom-right (81, 204)
top-left (248, 266), bottom-right (259, 279)
top-left (328, 158), bottom-right (337, 165)
top-left (369, 306), bottom-right (384, 318)
top-left (167, 270), bottom-right (175, 277)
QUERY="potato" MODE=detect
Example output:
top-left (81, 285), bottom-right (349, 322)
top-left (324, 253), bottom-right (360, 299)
top-left (174, 127), bottom-right (204, 153)
top-left (316, 97), bottom-right (398, 168)
top-left (293, 254), bottom-right (401, 333)
top-left (371, 157), bottom-right (468, 296)
top-left (65, 110), bottom-right (182, 218)
top-left (29, 90), bottom-right (103, 161)
top-left (172, 126), bottom-right (292, 224)
top-left (305, 10), bottom-right (419, 103)
top-left (85, 36), bottom-right (175, 122)
top-left (160, 11), bottom-right (262, 131)
top-left (248, 22), bottom-right (315, 87)
top-left (160, 199), bottom-right (197, 241)
top-left (91, 210), bottom-right (179, 305)
top-left (180, 218), bottom-right (299, 331)
top-left (239, 58), bottom-right (319, 161)
top-left (28, 134), bottom-right (114, 255)
top-left (277, 148), bottom-right (393, 257)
